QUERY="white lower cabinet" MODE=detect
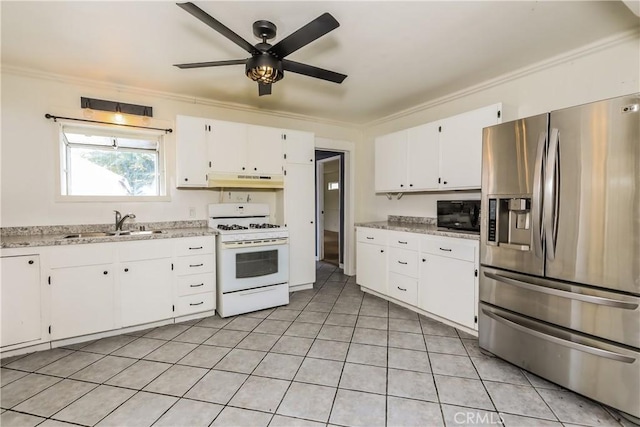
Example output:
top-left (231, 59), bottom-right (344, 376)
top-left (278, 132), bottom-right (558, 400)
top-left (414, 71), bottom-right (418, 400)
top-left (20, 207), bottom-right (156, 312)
top-left (120, 258), bottom-right (173, 327)
top-left (388, 272), bottom-right (418, 306)
top-left (175, 236), bottom-right (216, 316)
top-left (356, 228), bottom-right (388, 295)
top-left (1, 255), bottom-right (42, 347)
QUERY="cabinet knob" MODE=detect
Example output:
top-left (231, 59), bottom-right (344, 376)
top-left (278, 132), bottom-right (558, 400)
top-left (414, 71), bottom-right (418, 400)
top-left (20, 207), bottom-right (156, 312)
top-left (103, 271), bottom-right (108, 275)
top-left (124, 268), bottom-right (129, 272)
top-left (184, 178), bottom-right (188, 182)
top-left (254, 167), bottom-right (257, 171)
top-left (28, 260), bottom-right (34, 265)
top-left (310, 221), bottom-right (314, 224)
top-left (422, 258), bottom-right (426, 262)
top-left (310, 159), bottom-right (313, 162)
top-left (400, 184), bottom-right (404, 187)
top-left (443, 181), bottom-right (448, 185)
top-left (409, 184), bottom-right (413, 187)
top-left (380, 249), bottom-right (384, 253)
top-left (242, 167), bottom-right (246, 170)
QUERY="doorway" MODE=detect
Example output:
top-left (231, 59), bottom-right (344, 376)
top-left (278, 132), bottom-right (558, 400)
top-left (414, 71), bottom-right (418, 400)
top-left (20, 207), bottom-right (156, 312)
top-left (316, 151), bottom-right (345, 267)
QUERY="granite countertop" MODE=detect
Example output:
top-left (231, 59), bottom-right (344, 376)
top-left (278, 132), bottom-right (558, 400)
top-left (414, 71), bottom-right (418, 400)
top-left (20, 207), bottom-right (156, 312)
top-left (356, 216), bottom-right (480, 241)
top-left (0, 221), bottom-right (217, 249)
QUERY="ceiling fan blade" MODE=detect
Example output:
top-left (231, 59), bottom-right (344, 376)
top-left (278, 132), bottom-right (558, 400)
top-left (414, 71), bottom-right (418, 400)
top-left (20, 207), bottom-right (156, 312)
top-left (177, 2), bottom-right (259, 55)
top-left (258, 83), bottom-right (272, 96)
top-left (174, 59), bottom-right (248, 69)
top-left (282, 59), bottom-right (347, 84)
top-left (268, 13), bottom-right (339, 59)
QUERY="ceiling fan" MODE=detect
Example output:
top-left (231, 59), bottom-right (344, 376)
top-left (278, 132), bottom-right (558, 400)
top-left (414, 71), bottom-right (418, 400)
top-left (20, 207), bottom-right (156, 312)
top-left (174, 2), bottom-right (348, 96)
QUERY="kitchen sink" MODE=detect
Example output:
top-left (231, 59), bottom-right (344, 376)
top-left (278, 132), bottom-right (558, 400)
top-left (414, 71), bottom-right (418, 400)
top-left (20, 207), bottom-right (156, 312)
top-left (63, 230), bottom-right (165, 239)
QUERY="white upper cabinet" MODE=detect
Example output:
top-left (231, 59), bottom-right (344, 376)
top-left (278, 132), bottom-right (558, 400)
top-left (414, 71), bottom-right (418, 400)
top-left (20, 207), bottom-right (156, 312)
top-left (439, 103), bottom-right (502, 189)
top-left (176, 115), bottom-right (209, 187)
top-left (209, 120), bottom-right (247, 174)
top-left (375, 130), bottom-right (408, 192)
top-left (283, 130), bottom-right (315, 164)
top-left (407, 122), bottom-right (440, 191)
top-left (246, 125), bottom-right (283, 175)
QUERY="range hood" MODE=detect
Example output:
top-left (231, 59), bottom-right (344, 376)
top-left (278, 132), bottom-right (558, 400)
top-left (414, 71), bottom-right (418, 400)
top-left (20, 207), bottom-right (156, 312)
top-left (208, 172), bottom-right (284, 189)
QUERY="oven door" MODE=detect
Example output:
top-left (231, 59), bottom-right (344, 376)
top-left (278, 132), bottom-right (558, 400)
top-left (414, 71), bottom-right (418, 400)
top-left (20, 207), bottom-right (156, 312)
top-left (219, 242), bottom-right (289, 293)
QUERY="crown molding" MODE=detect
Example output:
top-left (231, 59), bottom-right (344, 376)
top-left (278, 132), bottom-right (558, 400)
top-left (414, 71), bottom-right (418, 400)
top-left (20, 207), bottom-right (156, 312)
top-left (365, 28), bottom-right (640, 128)
top-left (0, 65), bottom-right (357, 130)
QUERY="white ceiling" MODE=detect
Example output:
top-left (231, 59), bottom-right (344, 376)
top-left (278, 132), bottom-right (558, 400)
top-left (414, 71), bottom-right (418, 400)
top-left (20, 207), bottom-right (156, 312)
top-left (1, 1), bottom-right (638, 124)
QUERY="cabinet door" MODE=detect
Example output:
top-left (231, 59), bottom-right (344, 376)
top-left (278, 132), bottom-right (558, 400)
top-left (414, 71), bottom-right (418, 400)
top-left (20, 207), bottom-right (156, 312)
top-left (375, 130), bottom-right (408, 192)
top-left (209, 120), bottom-right (247, 174)
top-left (176, 115), bottom-right (209, 187)
top-left (419, 254), bottom-right (476, 329)
top-left (356, 242), bottom-right (387, 295)
top-left (407, 123), bottom-right (439, 190)
top-left (120, 259), bottom-right (173, 327)
top-left (284, 162), bottom-right (316, 287)
top-left (283, 130), bottom-right (315, 164)
top-left (439, 104), bottom-right (501, 189)
top-left (51, 264), bottom-right (115, 340)
top-left (1, 256), bottom-right (41, 347)
top-left (247, 125), bottom-right (284, 175)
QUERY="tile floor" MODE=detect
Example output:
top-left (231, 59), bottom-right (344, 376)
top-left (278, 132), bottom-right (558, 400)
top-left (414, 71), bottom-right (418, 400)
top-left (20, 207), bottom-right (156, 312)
top-left (0, 262), bottom-right (632, 427)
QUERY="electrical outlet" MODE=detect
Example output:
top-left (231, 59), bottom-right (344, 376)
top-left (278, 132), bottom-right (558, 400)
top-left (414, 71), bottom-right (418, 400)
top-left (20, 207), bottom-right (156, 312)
top-left (188, 207), bottom-right (196, 218)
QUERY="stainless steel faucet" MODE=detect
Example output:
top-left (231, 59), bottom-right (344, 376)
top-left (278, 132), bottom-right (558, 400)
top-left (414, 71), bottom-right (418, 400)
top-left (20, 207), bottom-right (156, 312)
top-left (114, 210), bottom-right (136, 231)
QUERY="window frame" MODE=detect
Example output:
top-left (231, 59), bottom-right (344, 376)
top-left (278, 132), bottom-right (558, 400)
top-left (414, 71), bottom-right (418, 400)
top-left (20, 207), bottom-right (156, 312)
top-left (56, 122), bottom-right (170, 202)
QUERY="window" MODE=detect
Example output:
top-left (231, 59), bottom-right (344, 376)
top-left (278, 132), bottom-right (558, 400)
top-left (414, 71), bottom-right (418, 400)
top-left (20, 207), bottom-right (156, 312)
top-left (59, 124), bottom-right (166, 198)
top-left (327, 181), bottom-right (339, 191)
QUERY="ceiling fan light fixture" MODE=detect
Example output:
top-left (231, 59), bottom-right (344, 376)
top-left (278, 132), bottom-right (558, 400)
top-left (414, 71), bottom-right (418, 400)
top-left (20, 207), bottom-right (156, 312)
top-left (245, 55), bottom-right (283, 84)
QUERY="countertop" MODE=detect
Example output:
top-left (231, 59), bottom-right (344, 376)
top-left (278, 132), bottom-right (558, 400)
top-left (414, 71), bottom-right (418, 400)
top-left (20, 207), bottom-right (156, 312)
top-left (0, 221), bottom-right (217, 249)
top-left (356, 221), bottom-right (480, 241)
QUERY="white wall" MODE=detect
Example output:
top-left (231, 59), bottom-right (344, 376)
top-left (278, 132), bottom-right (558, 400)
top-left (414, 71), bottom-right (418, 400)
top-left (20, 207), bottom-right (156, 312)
top-left (0, 71), bottom-right (360, 227)
top-left (355, 32), bottom-right (640, 222)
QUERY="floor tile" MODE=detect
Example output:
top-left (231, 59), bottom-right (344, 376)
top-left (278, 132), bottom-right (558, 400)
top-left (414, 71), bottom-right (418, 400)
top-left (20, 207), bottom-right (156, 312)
top-left (253, 353), bottom-right (303, 380)
top-left (203, 329), bottom-right (250, 347)
top-left (111, 337), bottom-right (165, 359)
top-left (229, 375), bottom-right (290, 413)
top-left (429, 353), bottom-right (478, 379)
top-left (224, 316), bottom-right (263, 332)
top-left (307, 340), bottom-right (349, 361)
top-left (435, 374), bottom-right (495, 410)
top-left (471, 356), bottom-right (529, 385)
top-left (0, 368), bottom-right (28, 387)
top-left (500, 413), bottom-right (563, 427)
top-left (36, 351), bottom-right (103, 377)
top-left (441, 404), bottom-right (502, 427)
top-left (172, 326), bottom-right (218, 344)
top-left (95, 391), bottom-right (177, 427)
top-left (388, 347), bottom-right (431, 373)
top-left (269, 414), bottom-right (325, 427)
top-left (305, 302), bottom-right (334, 313)
top-left (277, 382), bottom-right (336, 423)
top-left (0, 354), bottom-right (27, 367)
top-left (143, 341), bottom-right (197, 363)
top-left (389, 318), bottom-right (422, 333)
top-left (35, 420), bottom-right (78, 427)
top-left (214, 348), bottom-right (267, 374)
top-left (329, 389), bottom-right (386, 427)
top-left (522, 371), bottom-right (563, 390)
top-left (196, 315), bottom-right (232, 328)
top-left (339, 362), bottom-right (386, 394)
top-left (0, 411), bottom-right (45, 427)
top-left (237, 332), bottom-right (281, 351)
top-left (484, 381), bottom-right (557, 420)
top-left (284, 322), bottom-right (322, 338)
top-left (420, 317), bottom-right (459, 337)
top-left (153, 399), bottom-right (223, 427)
top-left (13, 379), bottom-right (96, 417)
top-left (537, 388), bottom-right (619, 426)
top-left (0, 373), bottom-right (61, 409)
top-left (60, 340), bottom-right (97, 350)
top-left (317, 325), bottom-right (354, 342)
top-left (143, 364), bottom-right (208, 396)
top-left (346, 343), bottom-right (387, 367)
top-left (79, 335), bottom-right (136, 354)
top-left (143, 324), bottom-right (190, 340)
top-left (457, 329), bottom-right (477, 340)
top-left (294, 358), bottom-right (344, 387)
top-left (105, 360), bottom-right (171, 390)
top-left (295, 311), bottom-right (329, 324)
top-left (358, 304), bottom-right (388, 318)
top-left (388, 396), bottom-right (444, 427)
top-left (351, 328), bottom-right (387, 347)
top-left (177, 345), bottom-right (230, 369)
top-left (388, 368), bottom-right (437, 402)
top-left (254, 319), bottom-right (292, 335)
top-left (462, 338), bottom-right (492, 358)
top-left (5, 348), bottom-right (73, 372)
top-left (243, 308), bottom-right (276, 319)
top-left (268, 308), bottom-right (302, 322)
top-left (331, 302), bottom-right (361, 315)
top-left (52, 385), bottom-right (136, 426)
top-left (271, 336), bottom-right (314, 356)
top-left (70, 355), bottom-right (136, 383)
top-left (389, 331), bottom-right (426, 351)
top-left (185, 369), bottom-right (248, 404)
top-left (356, 315), bottom-right (388, 330)
top-left (425, 335), bottom-right (467, 355)
top-left (388, 303), bottom-right (420, 320)
top-left (211, 406), bottom-right (271, 427)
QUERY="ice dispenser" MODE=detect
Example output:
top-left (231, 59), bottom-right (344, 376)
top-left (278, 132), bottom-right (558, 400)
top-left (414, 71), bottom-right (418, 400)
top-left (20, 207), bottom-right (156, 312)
top-left (487, 197), bottom-right (531, 251)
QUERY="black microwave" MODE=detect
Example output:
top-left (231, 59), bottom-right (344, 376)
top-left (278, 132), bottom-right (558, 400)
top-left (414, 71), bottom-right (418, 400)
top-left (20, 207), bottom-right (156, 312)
top-left (437, 200), bottom-right (481, 233)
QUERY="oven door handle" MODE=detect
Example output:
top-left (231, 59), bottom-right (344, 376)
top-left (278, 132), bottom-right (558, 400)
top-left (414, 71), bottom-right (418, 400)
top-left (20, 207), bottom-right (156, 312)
top-left (222, 239), bottom-right (288, 249)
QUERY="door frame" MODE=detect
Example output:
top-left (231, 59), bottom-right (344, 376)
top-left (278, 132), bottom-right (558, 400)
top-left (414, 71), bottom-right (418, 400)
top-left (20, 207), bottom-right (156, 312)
top-left (316, 155), bottom-right (342, 264)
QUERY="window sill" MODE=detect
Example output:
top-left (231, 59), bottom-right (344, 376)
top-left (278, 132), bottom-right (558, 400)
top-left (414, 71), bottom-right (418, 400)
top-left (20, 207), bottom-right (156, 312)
top-left (55, 195), bottom-right (171, 203)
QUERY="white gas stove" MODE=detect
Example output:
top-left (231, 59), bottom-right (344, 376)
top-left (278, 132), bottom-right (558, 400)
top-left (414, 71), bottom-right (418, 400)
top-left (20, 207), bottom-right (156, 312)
top-left (208, 203), bottom-right (289, 317)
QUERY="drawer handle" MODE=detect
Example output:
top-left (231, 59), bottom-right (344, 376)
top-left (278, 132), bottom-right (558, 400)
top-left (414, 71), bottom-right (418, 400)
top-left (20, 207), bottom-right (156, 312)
top-left (397, 286), bottom-right (407, 292)
top-left (103, 271), bottom-right (108, 275)
top-left (190, 283), bottom-right (204, 288)
top-left (439, 247), bottom-right (452, 252)
top-left (189, 263), bottom-right (204, 267)
top-left (189, 246), bottom-right (203, 250)
top-left (190, 301), bottom-right (204, 306)
top-left (398, 241), bottom-right (408, 244)
top-left (28, 260), bottom-right (34, 265)
top-left (397, 261), bottom-right (408, 265)
top-left (124, 268), bottom-right (129, 272)
top-left (366, 237), bottom-right (374, 240)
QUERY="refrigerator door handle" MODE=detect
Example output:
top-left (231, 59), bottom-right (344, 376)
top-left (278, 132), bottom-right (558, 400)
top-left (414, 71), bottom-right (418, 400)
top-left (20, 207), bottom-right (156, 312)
top-left (544, 128), bottom-right (560, 261)
top-left (484, 271), bottom-right (639, 310)
top-left (531, 131), bottom-right (546, 258)
top-left (482, 308), bottom-right (636, 363)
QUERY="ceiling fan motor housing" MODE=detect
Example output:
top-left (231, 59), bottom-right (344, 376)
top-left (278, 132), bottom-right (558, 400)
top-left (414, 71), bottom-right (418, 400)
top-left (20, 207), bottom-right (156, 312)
top-left (246, 54), bottom-right (283, 84)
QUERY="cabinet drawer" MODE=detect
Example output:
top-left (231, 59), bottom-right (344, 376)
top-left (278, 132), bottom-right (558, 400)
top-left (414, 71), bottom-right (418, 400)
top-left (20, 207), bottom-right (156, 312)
top-left (177, 292), bottom-right (215, 316)
top-left (118, 239), bottom-right (172, 261)
top-left (177, 273), bottom-right (215, 297)
top-left (388, 247), bottom-right (418, 277)
top-left (388, 233), bottom-right (419, 251)
top-left (175, 237), bottom-right (215, 257)
top-left (387, 272), bottom-right (418, 306)
top-left (421, 238), bottom-right (476, 262)
top-left (357, 228), bottom-right (388, 245)
top-left (176, 255), bottom-right (215, 276)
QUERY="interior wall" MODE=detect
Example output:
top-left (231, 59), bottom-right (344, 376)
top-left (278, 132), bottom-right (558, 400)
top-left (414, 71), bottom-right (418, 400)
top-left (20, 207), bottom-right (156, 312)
top-left (354, 33), bottom-right (640, 222)
top-left (0, 71), bottom-right (360, 227)
top-left (323, 161), bottom-right (340, 232)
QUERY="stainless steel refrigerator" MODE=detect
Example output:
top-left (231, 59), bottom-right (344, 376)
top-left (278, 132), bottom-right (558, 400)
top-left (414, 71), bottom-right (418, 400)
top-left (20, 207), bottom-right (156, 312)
top-left (479, 93), bottom-right (640, 419)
